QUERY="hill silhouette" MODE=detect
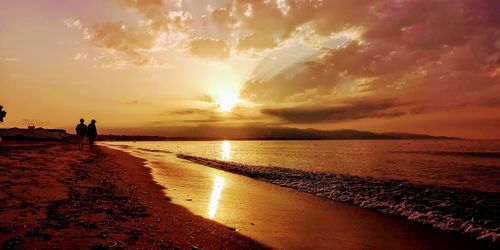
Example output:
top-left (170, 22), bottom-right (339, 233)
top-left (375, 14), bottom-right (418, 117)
top-left (98, 126), bottom-right (459, 141)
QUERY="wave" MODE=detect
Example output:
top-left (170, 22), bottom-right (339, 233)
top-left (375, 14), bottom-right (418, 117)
top-left (137, 148), bottom-right (173, 154)
top-left (398, 151), bottom-right (500, 159)
top-left (103, 145), bottom-right (173, 154)
top-left (177, 154), bottom-right (500, 244)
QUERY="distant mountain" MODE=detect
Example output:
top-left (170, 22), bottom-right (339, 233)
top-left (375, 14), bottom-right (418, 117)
top-left (380, 132), bottom-right (460, 140)
top-left (304, 129), bottom-right (394, 140)
top-left (98, 126), bottom-right (459, 141)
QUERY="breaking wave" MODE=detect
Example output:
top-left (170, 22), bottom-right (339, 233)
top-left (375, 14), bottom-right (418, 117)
top-left (177, 154), bottom-right (500, 244)
top-left (398, 151), bottom-right (500, 159)
top-left (137, 148), bottom-right (172, 154)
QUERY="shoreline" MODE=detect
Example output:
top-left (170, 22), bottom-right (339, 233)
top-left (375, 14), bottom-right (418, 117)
top-left (104, 142), bottom-right (497, 249)
top-left (0, 142), bottom-right (266, 249)
top-left (177, 154), bottom-right (499, 244)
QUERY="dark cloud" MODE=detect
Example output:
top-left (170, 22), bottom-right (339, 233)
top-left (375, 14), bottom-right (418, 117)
top-left (211, 7), bottom-right (234, 29)
top-left (261, 99), bottom-right (407, 123)
top-left (125, 100), bottom-right (141, 105)
top-left (238, 0), bottom-right (500, 116)
top-left (163, 108), bottom-right (227, 124)
top-left (169, 108), bottom-right (216, 116)
top-left (476, 98), bottom-right (500, 107)
top-left (237, 33), bottom-right (279, 51)
top-left (197, 94), bottom-right (214, 103)
top-left (163, 106), bottom-right (265, 126)
top-left (188, 38), bottom-right (230, 59)
top-left (125, 100), bottom-right (152, 105)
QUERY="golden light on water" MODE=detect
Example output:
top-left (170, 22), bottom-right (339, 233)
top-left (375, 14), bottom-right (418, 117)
top-left (208, 175), bottom-right (225, 219)
top-left (221, 140), bottom-right (231, 161)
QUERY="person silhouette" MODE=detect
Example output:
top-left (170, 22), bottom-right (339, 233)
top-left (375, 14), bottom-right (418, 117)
top-left (75, 119), bottom-right (87, 149)
top-left (87, 119), bottom-right (97, 149)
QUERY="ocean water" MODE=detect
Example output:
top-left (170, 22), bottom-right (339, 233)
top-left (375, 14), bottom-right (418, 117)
top-left (103, 140), bottom-right (500, 243)
top-left (114, 140), bottom-right (499, 192)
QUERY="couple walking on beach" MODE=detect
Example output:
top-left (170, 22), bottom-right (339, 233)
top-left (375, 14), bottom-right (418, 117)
top-left (76, 119), bottom-right (97, 149)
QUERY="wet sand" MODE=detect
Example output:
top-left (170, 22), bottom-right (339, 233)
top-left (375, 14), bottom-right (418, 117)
top-left (105, 143), bottom-right (497, 250)
top-left (0, 142), bottom-right (265, 249)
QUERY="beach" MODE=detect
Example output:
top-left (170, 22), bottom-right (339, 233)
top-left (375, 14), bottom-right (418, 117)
top-left (0, 140), bottom-right (496, 249)
top-left (0, 141), bottom-right (265, 249)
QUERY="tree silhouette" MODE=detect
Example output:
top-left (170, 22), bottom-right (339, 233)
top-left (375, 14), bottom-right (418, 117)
top-left (0, 105), bottom-right (6, 122)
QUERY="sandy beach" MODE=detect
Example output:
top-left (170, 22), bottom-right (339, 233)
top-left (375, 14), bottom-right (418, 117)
top-left (0, 141), bottom-right (265, 249)
top-left (0, 140), bottom-right (496, 249)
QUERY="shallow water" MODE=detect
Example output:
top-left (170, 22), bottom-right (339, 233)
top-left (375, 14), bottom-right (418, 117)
top-left (111, 140), bottom-right (499, 192)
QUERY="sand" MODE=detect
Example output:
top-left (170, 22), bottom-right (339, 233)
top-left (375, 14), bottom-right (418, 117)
top-left (1, 141), bottom-right (496, 250)
top-left (0, 141), bottom-right (266, 249)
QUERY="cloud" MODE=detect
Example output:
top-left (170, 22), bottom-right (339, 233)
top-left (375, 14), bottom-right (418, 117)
top-left (79, 0), bottom-right (499, 122)
top-left (237, 33), bottom-right (280, 51)
top-left (80, 0), bottom-right (193, 67)
top-left (63, 17), bottom-right (82, 29)
top-left (87, 19), bottom-right (182, 68)
top-left (163, 105), bottom-right (265, 126)
top-left (237, 0), bottom-right (500, 121)
top-left (241, 58), bottom-right (340, 102)
top-left (124, 100), bottom-right (154, 106)
top-left (212, 0), bottom-right (374, 52)
top-left (188, 38), bottom-right (230, 59)
top-left (261, 98), bottom-right (407, 123)
top-left (73, 53), bottom-right (88, 61)
top-left (81, 0), bottom-right (499, 69)
top-left (91, 22), bottom-right (156, 55)
top-left (217, 0), bottom-right (499, 52)
top-left (115, 0), bottom-right (164, 13)
top-left (169, 108), bottom-right (215, 116)
top-left (3, 58), bottom-right (18, 63)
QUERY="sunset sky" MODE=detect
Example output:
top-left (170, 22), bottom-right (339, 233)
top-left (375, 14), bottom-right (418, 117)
top-left (1, 0), bottom-right (499, 138)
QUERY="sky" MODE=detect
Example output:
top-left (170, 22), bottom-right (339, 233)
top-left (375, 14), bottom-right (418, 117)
top-left (0, 0), bottom-right (499, 139)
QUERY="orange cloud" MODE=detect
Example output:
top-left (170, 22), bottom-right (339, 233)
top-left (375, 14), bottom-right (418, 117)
top-left (83, 0), bottom-right (191, 67)
top-left (77, 0), bottom-right (499, 131)
top-left (188, 38), bottom-right (230, 59)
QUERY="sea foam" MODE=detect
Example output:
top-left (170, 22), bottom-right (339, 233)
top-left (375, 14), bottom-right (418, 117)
top-left (177, 154), bottom-right (500, 244)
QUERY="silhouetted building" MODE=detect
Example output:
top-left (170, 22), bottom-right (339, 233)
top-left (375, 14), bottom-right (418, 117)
top-left (0, 126), bottom-right (69, 140)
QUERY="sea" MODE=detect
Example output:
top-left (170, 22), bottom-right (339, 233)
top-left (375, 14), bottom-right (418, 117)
top-left (103, 139), bottom-right (500, 244)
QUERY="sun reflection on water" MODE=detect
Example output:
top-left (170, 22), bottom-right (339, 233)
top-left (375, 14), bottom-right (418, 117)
top-left (208, 175), bottom-right (225, 219)
top-left (221, 140), bottom-right (231, 161)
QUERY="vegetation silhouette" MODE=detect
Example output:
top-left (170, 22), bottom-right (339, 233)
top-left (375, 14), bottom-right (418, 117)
top-left (0, 105), bottom-right (6, 122)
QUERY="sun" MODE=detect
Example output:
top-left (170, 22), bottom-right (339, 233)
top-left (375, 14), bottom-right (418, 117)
top-left (214, 89), bottom-right (239, 112)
